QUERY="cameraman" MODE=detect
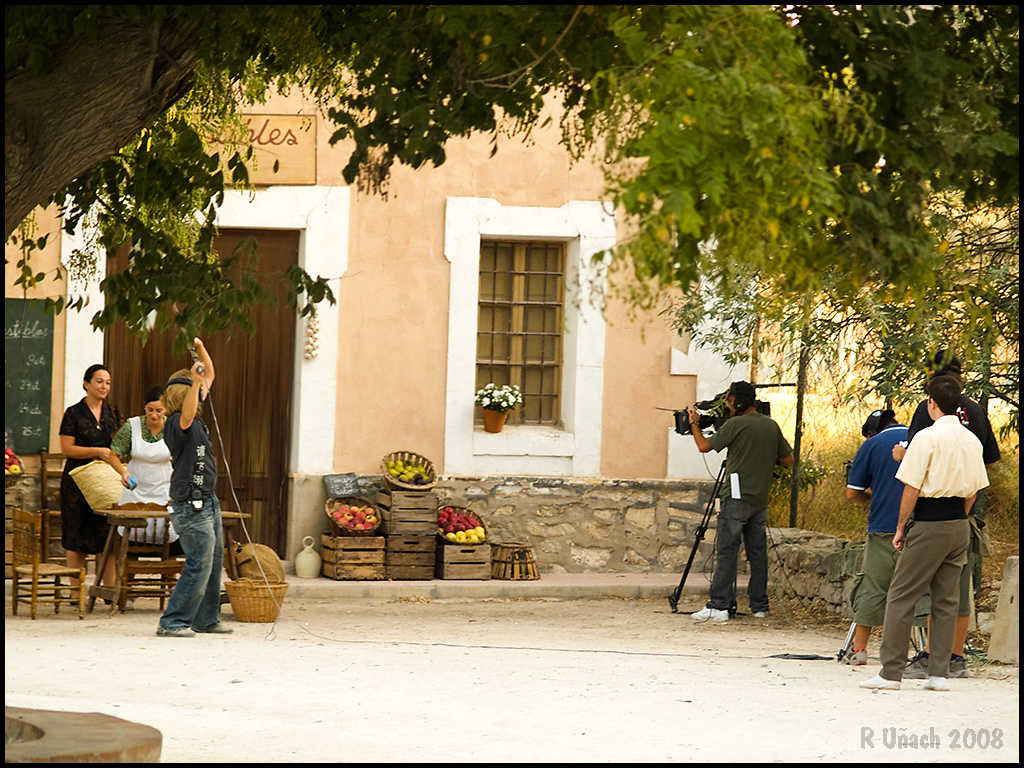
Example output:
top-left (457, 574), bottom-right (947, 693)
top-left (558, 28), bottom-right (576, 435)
top-left (686, 380), bottom-right (793, 622)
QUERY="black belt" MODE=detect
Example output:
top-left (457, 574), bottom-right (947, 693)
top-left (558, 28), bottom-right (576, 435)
top-left (913, 496), bottom-right (967, 521)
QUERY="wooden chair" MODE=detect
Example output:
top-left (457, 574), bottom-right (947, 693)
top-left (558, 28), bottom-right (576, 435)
top-left (115, 503), bottom-right (185, 611)
top-left (11, 508), bottom-right (86, 619)
top-left (39, 449), bottom-right (66, 563)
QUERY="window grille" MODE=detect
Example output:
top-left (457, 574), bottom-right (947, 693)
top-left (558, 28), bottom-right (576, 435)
top-left (476, 241), bottom-right (565, 426)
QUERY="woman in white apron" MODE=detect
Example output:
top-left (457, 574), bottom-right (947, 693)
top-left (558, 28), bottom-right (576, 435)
top-left (110, 387), bottom-right (178, 548)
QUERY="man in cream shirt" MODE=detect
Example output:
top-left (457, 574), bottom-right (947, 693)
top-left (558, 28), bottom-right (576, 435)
top-left (859, 375), bottom-right (989, 691)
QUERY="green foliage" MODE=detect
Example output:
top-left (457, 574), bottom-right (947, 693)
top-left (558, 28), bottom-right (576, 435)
top-left (5, 5), bottom-right (1019, 344)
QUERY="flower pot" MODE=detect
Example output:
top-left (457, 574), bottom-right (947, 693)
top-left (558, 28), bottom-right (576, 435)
top-left (482, 409), bottom-right (508, 433)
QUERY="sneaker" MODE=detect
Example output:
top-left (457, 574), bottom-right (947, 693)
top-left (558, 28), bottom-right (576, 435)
top-left (193, 623), bottom-right (233, 634)
top-left (949, 655), bottom-right (968, 679)
top-left (752, 611), bottom-right (768, 618)
top-left (903, 651), bottom-right (929, 680)
top-left (846, 648), bottom-right (868, 666)
top-left (692, 606), bottom-right (729, 622)
top-left (924, 676), bottom-right (950, 691)
top-left (859, 674), bottom-right (900, 690)
top-left (156, 626), bottom-right (195, 638)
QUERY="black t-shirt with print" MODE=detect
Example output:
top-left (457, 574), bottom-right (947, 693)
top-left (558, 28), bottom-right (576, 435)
top-left (163, 411), bottom-right (218, 502)
top-left (906, 395), bottom-right (1001, 465)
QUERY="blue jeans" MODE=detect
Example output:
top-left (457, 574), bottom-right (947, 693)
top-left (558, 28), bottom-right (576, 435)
top-left (159, 495), bottom-right (224, 631)
top-left (708, 498), bottom-right (769, 613)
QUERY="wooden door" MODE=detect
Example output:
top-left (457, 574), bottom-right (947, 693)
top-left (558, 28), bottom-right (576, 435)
top-left (103, 229), bottom-right (299, 554)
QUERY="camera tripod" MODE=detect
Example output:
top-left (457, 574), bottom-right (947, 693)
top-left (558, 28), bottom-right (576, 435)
top-left (668, 460), bottom-right (736, 615)
top-left (836, 620), bottom-right (928, 662)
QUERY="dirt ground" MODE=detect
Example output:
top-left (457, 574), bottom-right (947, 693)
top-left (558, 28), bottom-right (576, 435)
top-left (5, 594), bottom-right (1019, 763)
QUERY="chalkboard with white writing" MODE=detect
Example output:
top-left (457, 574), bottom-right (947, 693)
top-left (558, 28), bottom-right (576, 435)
top-left (5, 298), bottom-right (54, 454)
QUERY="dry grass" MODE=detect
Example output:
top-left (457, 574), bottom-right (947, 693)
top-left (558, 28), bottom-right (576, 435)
top-left (761, 392), bottom-right (1019, 607)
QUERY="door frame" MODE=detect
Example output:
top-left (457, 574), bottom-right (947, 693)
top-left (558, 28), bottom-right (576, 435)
top-left (61, 185), bottom-right (350, 559)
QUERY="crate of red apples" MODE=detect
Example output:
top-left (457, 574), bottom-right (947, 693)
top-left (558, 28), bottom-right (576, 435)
top-left (437, 505), bottom-right (487, 545)
top-left (325, 497), bottom-right (382, 536)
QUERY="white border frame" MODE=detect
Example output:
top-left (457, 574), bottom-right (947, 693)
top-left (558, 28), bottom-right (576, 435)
top-left (443, 197), bottom-right (615, 477)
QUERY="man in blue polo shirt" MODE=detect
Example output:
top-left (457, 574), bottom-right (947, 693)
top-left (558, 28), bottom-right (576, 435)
top-left (844, 408), bottom-right (908, 664)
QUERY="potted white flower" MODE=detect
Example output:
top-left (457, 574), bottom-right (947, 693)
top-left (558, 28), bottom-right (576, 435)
top-left (474, 383), bottom-right (523, 432)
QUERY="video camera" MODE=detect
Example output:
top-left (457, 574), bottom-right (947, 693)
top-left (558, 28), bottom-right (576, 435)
top-left (672, 390), bottom-right (771, 436)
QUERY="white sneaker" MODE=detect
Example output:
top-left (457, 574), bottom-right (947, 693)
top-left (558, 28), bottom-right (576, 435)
top-left (692, 606), bottom-right (729, 622)
top-left (859, 674), bottom-right (900, 690)
top-left (752, 611), bottom-right (768, 618)
top-left (924, 676), bottom-right (950, 691)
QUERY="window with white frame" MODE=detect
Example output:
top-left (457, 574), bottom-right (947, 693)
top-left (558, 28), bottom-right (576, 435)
top-left (476, 241), bottom-right (565, 426)
top-left (444, 197), bottom-right (615, 477)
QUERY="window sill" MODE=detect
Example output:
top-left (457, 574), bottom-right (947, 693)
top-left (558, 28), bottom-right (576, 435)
top-left (472, 424), bottom-right (574, 457)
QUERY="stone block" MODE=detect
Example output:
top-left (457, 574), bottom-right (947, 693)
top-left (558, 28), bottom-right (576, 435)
top-left (623, 548), bottom-right (651, 566)
top-left (624, 507), bottom-right (656, 531)
top-left (592, 508), bottom-right (621, 523)
top-left (581, 521), bottom-right (614, 540)
top-left (570, 545), bottom-right (611, 569)
top-left (988, 556), bottom-right (1018, 664)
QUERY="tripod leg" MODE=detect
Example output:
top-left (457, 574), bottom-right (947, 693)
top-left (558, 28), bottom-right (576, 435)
top-left (668, 461), bottom-right (727, 613)
top-left (837, 620), bottom-right (857, 662)
top-left (910, 625), bottom-right (927, 655)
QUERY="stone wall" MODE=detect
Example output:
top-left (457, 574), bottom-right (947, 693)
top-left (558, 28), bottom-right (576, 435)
top-left (342, 474), bottom-right (720, 574)
top-left (12, 469), bottom-right (866, 619)
top-left (767, 528), bottom-right (863, 618)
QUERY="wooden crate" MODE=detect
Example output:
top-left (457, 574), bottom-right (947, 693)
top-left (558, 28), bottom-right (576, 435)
top-left (320, 533), bottom-right (386, 580)
top-left (386, 535), bottom-right (436, 580)
top-left (436, 543), bottom-right (492, 580)
top-left (376, 488), bottom-right (437, 536)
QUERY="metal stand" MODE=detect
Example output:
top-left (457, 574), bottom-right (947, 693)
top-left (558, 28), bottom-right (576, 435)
top-left (836, 621), bottom-right (928, 662)
top-left (668, 460), bottom-right (727, 613)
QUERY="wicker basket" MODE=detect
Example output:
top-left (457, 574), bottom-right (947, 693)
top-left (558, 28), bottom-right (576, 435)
top-left (225, 578), bottom-right (289, 622)
top-left (436, 504), bottom-right (488, 546)
top-left (380, 451), bottom-right (437, 491)
top-left (68, 460), bottom-right (124, 511)
top-left (325, 497), bottom-right (382, 536)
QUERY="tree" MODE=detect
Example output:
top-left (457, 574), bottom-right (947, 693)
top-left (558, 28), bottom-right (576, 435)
top-left (5, 6), bottom-right (1018, 342)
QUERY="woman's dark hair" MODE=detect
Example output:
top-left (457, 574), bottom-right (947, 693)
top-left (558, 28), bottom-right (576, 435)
top-left (82, 364), bottom-right (109, 385)
top-left (927, 375), bottom-right (962, 415)
top-left (143, 386), bottom-right (165, 404)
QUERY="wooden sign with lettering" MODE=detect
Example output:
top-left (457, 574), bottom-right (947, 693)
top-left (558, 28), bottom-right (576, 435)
top-left (5, 299), bottom-right (53, 454)
top-left (216, 114), bottom-right (317, 186)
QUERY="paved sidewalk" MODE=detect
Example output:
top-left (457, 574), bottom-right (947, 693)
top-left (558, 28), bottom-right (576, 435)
top-left (4, 570), bottom-right (741, 603)
top-left (279, 569), bottom-right (747, 601)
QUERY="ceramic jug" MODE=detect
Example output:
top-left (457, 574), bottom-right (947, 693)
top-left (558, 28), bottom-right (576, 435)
top-left (294, 535), bottom-right (322, 579)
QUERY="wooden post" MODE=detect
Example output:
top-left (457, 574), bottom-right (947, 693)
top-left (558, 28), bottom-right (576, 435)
top-left (788, 326), bottom-right (810, 529)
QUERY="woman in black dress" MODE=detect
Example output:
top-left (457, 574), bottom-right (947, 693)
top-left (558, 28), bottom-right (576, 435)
top-left (58, 364), bottom-right (131, 586)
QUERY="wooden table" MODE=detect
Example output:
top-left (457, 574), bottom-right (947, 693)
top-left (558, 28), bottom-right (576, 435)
top-left (87, 506), bottom-right (250, 613)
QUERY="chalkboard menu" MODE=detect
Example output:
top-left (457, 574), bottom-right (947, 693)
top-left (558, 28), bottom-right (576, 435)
top-left (5, 298), bottom-right (54, 454)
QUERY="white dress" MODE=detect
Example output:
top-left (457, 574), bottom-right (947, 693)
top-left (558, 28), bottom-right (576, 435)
top-left (116, 416), bottom-right (177, 544)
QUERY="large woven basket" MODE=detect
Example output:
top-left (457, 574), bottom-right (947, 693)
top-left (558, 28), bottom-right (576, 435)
top-left (225, 578), bottom-right (289, 622)
top-left (68, 460), bottom-right (124, 512)
top-left (325, 497), bottom-right (382, 536)
top-left (380, 450), bottom-right (437, 491)
top-left (436, 504), bottom-right (488, 546)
